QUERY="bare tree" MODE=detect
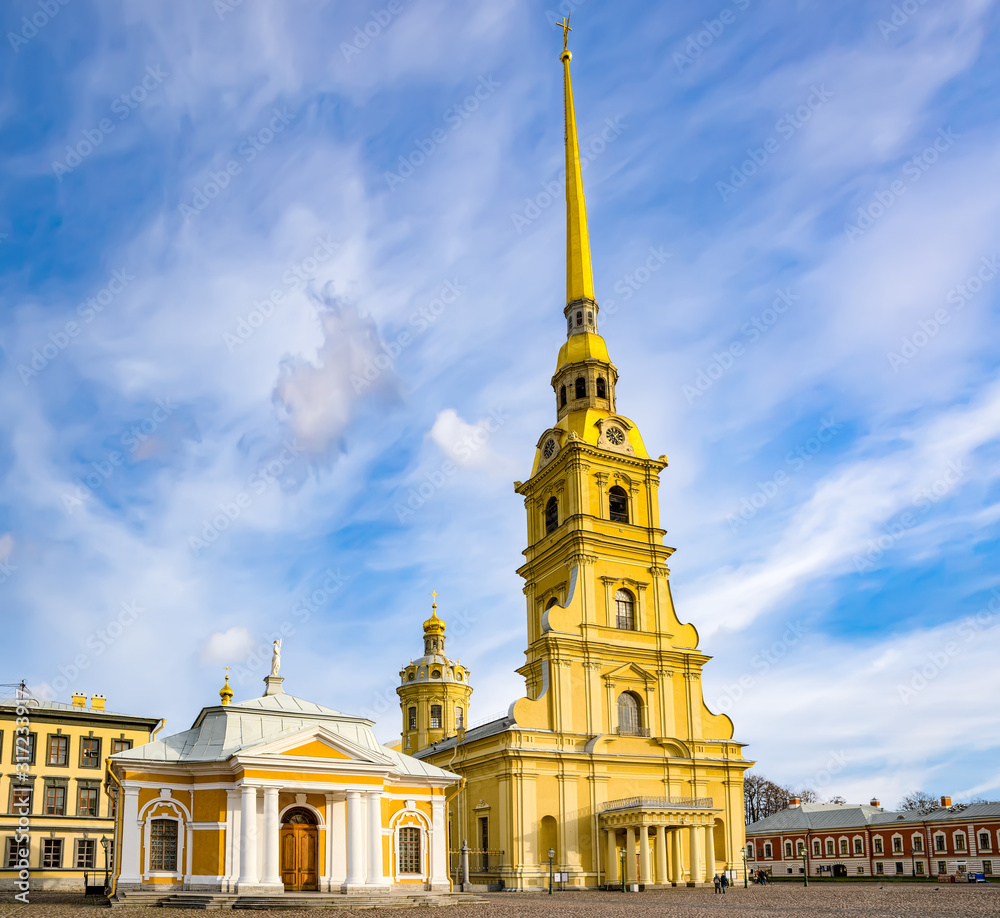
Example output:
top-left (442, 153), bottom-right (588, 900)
top-left (826, 795), bottom-right (847, 805)
top-left (898, 791), bottom-right (939, 814)
top-left (797, 789), bottom-right (819, 804)
top-left (745, 773), bottom-right (795, 824)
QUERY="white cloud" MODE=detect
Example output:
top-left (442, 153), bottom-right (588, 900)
top-left (200, 626), bottom-right (257, 665)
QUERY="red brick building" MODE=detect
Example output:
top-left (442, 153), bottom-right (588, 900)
top-left (745, 797), bottom-right (1000, 879)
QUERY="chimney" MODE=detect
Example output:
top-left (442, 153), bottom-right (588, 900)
top-left (789, 796), bottom-right (801, 807)
top-left (940, 796), bottom-right (952, 807)
top-left (71, 692), bottom-right (87, 707)
top-left (870, 798), bottom-right (880, 808)
top-left (91, 694), bottom-right (106, 712)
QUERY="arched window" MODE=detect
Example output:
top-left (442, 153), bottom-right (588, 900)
top-left (616, 691), bottom-right (641, 735)
top-left (150, 818), bottom-right (178, 871)
top-left (398, 826), bottom-right (421, 874)
top-left (574, 377), bottom-right (586, 398)
top-left (746, 844), bottom-right (755, 859)
top-left (764, 843), bottom-right (772, 858)
top-left (545, 497), bottom-right (558, 535)
top-left (456, 706), bottom-right (464, 730)
top-left (826, 839), bottom-right (834, 855)
top-left (812, 840), bottom-right (821, 856)
top-left (430, 705), bottom-right (442, 728)
top-left (587, 311), bottom-right (594, 325)
top-left (560, 385), bottom-right (567, 407)
top-left (596, 377), bottom-right (606, 399)
top-left (408, 707), bottom-right (416, 730)
top-left (615, 589), bottom-right (635, 629)
top-left (576, 311), bottom-right (583, 326)
top-left (785, 842), bottom-right (792, 857)
top-left (609, 486), bottom-right (629, 523)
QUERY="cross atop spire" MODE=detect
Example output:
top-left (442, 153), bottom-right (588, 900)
top-left (557, 14), bottom-right (572, 52)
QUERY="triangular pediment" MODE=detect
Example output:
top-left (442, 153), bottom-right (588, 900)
top-left (604, 661), bottom-right (656, 683)
top-left (239, 725), bottom-right (390, 766)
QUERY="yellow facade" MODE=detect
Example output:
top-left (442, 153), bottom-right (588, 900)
top-left (405, 37), bottom-right (751, 890)
top-left (0, 691), bottom-right (160, 893)
top-left (107, 676), bottom-right (458, 902)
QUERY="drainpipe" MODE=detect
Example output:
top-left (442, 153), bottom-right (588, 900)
top-left (444, 777), bottom-right (466, 892)
top-left (104, 759), bottom-right (126, 900)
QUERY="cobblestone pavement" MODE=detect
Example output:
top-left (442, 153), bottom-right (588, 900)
top-left (2, 884), bottom-right (998, 918)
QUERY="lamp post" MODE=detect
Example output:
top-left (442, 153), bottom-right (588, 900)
top-left (548, 848), bottom-right (555, 895)
top-left (802, 851), bottom-right (808, 886)
top-left (740, 846), bottom-right (748, 888)
top-left (100, 834), bottom-right (110, 889)
top-left (620, 847), bottom-right (626, 893)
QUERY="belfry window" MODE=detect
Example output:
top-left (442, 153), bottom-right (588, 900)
top-left (545, 497), bottom-right (559, 535)
top-left (576, 311), bottom-right (583, 326)
top-left (456, 707), bottom-right (464, 729)
top-left (596, 377), bottom-right (606, 399)
top-left (560, 385), bottom-right (567, 407)
top-left (430, 705), bottom-right (442, 729)
top-left (587, 311), bottom-right (594, 325)
top-left (408, 707), bottom-right (416, 730)
top-left (567, 316), bottom-right (572, 333)
top-left (615, 588), bottom-right (635, 630)
top-left (616, 691), bottom-right (642, 735)
top-left (574, 377), bottom-right (586, 399)
top-left (609, 486), bottom-right (629, 523)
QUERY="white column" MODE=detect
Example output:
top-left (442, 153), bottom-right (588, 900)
top-left (655, 826), bottom-right (667, 884)
top-left (224, 789), bottom-right (240, 891)
top-left (118, 786), bottom-right (142, 885)
top-left (625, 827), bottom-right (637, 883)
top-left (704, 824), bottom-right (716, 880)
top-left (343, 791), bottom-right (364, 888)
top-left (324, 793), bottom-right (335, 892)
top-left (260, 787), bottom-right (281, 887)
top-left (237, 786), bottom-right (259, 889)
top-left (639, 825), bottom-right (651, 885)
top-left (366, 791), bottom-right (386, 887)
top-left (429, 795), bottom-right (449, 890)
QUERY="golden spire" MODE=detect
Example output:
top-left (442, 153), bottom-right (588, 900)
top-left (219, 667), bottom-right (233, 705)
top-left (559, 16), bottom-right (596, 307)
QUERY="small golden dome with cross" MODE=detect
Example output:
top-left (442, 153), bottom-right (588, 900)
top-left (219, 668), bottom-right (234, 705)
top-left (423, 591), bottom-right (446, 635)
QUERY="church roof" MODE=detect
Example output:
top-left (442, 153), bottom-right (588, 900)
top-left (112, 689), bottom-right (458, 782)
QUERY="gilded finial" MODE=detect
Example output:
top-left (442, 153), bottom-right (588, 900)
top-left (219, 667), bottom-right (233, 705)
top-left (557, 14), bottom-right (572, 53)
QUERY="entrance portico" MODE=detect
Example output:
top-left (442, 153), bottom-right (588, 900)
top-left (600, 797), bottom-right (721, 887)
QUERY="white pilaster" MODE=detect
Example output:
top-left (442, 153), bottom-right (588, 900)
top-left (224, 789), bottom-right (240, 892)
top-left (260, 787), bottom-right (282, 889)
top-left (366, 790), bottom-right (387, 887)
top-left (118, 786), bottom-right (142, 885)
top-left (237, 785), bottom-right (259, 890)
top-left (429, 795), bottom-right (449, 891)
top-left (342, 790), bottom-right (364, 891)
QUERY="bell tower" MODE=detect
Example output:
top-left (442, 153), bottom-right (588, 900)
top-left (508, 38), bottom-right (731, 748)
top-left (396, 595), bottom-right (473, 754)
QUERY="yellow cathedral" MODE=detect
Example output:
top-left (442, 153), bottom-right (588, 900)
top-left (396, 33), bottom-right (751, 890)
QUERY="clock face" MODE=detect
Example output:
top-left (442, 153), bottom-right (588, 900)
top-left (543, 439), bottom-right (556, 458)
top-left (607, 427), bottom-right (625, 446)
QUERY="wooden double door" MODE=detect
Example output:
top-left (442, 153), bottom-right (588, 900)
top-left (280, 808), bottom-right (318, 890)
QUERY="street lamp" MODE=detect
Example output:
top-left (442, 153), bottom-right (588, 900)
top-left (100, 835), bottom-right (110, 889)
top-left (548, 848), bottom-right (555, 895)
top-left (740, 846), bottom-right (748, 888)
top-left (620, 847), bottom-right (626, 893)
top-left (802, 851), bottom-right (808, 887)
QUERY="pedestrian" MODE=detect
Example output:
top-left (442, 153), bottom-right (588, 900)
top-left (713, 873), bottom-right (721, 893)
top-left (721, 872), bottom-right (728, 893)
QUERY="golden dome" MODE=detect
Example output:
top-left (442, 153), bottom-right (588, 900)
top-left (219, 671), bottom-right (234, 705)
top-left (423, 606), bottom-right (446, 636)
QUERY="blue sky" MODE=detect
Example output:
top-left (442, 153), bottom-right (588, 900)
top-left (2, 0), bottom-right (999, 807)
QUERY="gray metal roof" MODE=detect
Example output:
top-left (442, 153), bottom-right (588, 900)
top-left (0, 695), bottom-right (159, 723)
top-left (111, 691), bottom-right (458, 782)
top-left (414, 714), bottom-right (515, 759)
top-left (748, 801), bottom-right (1000, 834)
